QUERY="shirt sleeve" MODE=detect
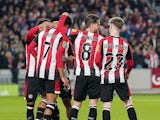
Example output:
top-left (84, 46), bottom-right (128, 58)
top-left (27, 36), bottom-right (38, 57)
top-left (95, 39), bottom-right (103, 69)
top-left (26, 26), bottom-right (39, 44)
top-left (57, 15), bottom-right (79, 36)
top-left (57, 15), bottom-right (68, 34)
top-left (56, 38), bottom-right (69, 68)
top-left (126, 44), bottom-right (134, 74)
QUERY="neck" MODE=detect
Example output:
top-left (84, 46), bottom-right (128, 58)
top-left (86, 27), bottom-right (92, 32)
top-left (110, 31), bottom-right (120, 37)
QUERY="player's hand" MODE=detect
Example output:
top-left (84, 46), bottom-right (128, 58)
top-left (125, 72), bottom-right (129, 80)
top-left (68, 55), bottom-right (74, 62)
top-left (38, 21), bottom-right (53, 31)
top-left (62, 12), bottom-right (69, 16)
top-left (61, 77), bottom-right (70, 87)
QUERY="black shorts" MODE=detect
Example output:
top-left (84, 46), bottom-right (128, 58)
top-left (39, 78), bottom-right (60, 94)
top-left (100, 82), bottom-right (131, 102)
top-left (59, 78), bottom-right (72, 99)
top-left (25, 77), bottom-right (41, 102)
top-left (74, 75), bottom-right (101, 101)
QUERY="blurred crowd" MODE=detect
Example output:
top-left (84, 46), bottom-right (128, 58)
top-left (0, 0), bottom-right (160, 77)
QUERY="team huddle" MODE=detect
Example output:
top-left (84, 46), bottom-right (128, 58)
top-left (24, 12), bottom-right (137, 120)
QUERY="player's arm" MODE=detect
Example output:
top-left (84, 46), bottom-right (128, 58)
top-left (26, 26), bottom-right (39, 44)
top-left (126, 44), bottom-right (134, 74)
top-left (56, 38), bottom-right (70, 86)
top-left (27, 37), bottom-right (38, 57)
top-left (26, 21), bottom-right (53, 44)
top-left (67, 41), bottom-right (74, 60)
top-left (57, 13), bottom-right (79, 36)
top-left (125, 43), bottom-right (134, 80)
top-left (95, 39), bottom-right (103, 69)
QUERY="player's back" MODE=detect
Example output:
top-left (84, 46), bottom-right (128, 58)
top-left (101, 36), bottom-right (129, 83)
top-left (74, 31), bottom-right (103, 76)
top-left (36, 28), bottom-right (64, 80)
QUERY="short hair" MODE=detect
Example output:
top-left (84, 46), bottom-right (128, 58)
top-left (108, 17), bottom-right (124, 29)
top-left (59, 16), bottom-right (73, 27)
top-left (84, 14), bottom-right (100, 28)
top-left (36, 18), bottom-right (51, 25)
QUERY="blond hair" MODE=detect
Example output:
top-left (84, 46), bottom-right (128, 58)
top-left (108, 17), bottom-right (124, 29)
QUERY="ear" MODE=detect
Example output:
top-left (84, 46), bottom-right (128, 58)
top-left (110, 24), bottom-right (112, 29)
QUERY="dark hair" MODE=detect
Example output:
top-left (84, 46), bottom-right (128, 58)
top-left (84, 14), bottom-right (100, 28)
top-left (59, 16), bottom-right (72, 27)
top-left (36, 18), bottom-right (51, 25)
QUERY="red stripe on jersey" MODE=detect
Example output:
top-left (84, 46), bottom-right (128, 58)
top-left (54, 79), bottom-right (60, 94)
top-left (26, 47), bottom-right (30, 73)
top-left (104, 37), bottom-right (113, 78)
top-left (37, 29), bottom-right (50, 72)
top-left (26, 38), bottom-right (37, 77)
top-left (88, 33), bottom-right (98, 68)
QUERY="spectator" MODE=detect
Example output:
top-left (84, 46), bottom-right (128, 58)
top-left (145, 47), bottom-right (159, 68)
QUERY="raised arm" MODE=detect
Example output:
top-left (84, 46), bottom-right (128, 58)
top-left (57, 12), bottom-right (79, 36)
top-left (26, 26), bottom-right (39, 44)
top-left (26, 21), bottom-right (53, 44)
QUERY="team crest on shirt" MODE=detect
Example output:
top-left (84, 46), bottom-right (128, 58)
top-left (71, 29), bottom-right (78, 32)
top-left (62, 41), bottom-right (67, 48)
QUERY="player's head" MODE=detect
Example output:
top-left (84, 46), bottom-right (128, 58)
top-left (58, 15), bottom-right (73, 28)
top-left (108, 17), bottom-right (124, 31)
top-left (84, 14), bottom-right (100, 33)
top-left (36, 18), bottom-right (51, 25)
top-left (65, 16), bottom-right (72, 28)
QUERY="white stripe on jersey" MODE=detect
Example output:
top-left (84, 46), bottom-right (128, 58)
top-left (28, 55), bottom-right (36, 77)
top-left (75, 32), bottom-right (82, 76)
top-left (48, 32), bottom-right (62, 80)
top-left (37, 30), bottom-right (45, 78)
top-left (82, 32), bottom-right (92, 76)
top-left (120, 41), bottom-right (128, 83)
top-left (101, 40), bottom-right (108, 84)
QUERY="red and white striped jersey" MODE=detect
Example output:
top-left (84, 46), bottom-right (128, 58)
top-left (95, 36), bottom-right (133, 84)
top-left (74, 31), bottom-right (103, 76)
top-left (26, 26), bottom-right (39, 77)
top-left (28, 28), bottom-right (69, 80)
top-left (57, 14), bottom-right (104, 76)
